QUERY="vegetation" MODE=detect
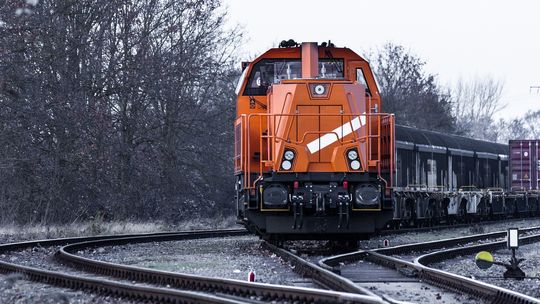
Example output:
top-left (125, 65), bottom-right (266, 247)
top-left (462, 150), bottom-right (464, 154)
top-left (0, 0), bottom-right (242, 224)
top-left (371, 43), bottom-right (455, 132)
top-left (496, 110), bottom-right (540, 142)
top-left (371, 43), bottom-right (531, 143)
top-left (451, 76), bottom-right (505, 141)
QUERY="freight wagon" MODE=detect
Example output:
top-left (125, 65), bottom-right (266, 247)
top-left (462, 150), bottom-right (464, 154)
top-left (393, 125), bottom-right (510, 226)
top-left (392, 130), bottom-right (540, 227)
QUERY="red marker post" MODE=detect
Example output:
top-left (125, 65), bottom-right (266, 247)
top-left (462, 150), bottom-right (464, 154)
top-left (247, 271), bottom-right (255, 282)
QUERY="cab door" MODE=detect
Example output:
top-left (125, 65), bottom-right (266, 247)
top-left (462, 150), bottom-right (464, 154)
top-left (297, 105), bottom-right (319, 163)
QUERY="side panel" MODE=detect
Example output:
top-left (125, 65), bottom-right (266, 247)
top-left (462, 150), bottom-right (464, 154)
top-left (501, 158), bottom-right (509, 189)
top-left (395, 147), bottom-right (416, 187)
top-left (487, 158), bottom-right (499, 187)
top-left (476, 157), bottom-right (499, 188)
top-left (451, 153), bottom-right (475, 188)
top-left (417, 151), bottom-right (447, 188)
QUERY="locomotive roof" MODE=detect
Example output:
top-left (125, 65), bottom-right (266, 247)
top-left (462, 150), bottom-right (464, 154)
top-left (395, 124), bottom-right (508, 156)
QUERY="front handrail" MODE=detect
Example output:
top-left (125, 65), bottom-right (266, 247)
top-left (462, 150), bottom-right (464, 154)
top-left (238, 112), bottom-right (394, 189)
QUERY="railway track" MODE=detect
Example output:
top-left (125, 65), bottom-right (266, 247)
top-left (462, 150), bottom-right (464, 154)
top-left (0, 230), bottom-right (248, 304)
top-left (263, 241), bottom-right (444, 304)
top-left (3, 223), bottom-right (540, 303)
top-left (0, 229), bottom-right (384, 304)
top-left (318, 226), bottom-right (540, 304)
top-left (377, 216), bottom-right (540, 237)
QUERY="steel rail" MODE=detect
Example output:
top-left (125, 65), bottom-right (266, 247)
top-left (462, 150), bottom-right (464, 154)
top-left (0, 229), bottom-right (247, 304)
top-left (415, 232), bottom-right (540, 265)
top-left (378, 223), bottom-right (471, 235)
top-left (260, 242), bottom-right (376, 296)
top-left (56, 231), bottom-right (384, 304)
top-left (318, 227), bottom-right (540, 304)
top-left (259, 242), bottom-right (404, 304)
top-left (377, 216), bottom-right (540, 236)
top-left (319, 226), bottom-right (540, 269)
top-left (0, 261), bottom-right (244, 304)
top-left (0, 229), bottom-right (247, 253)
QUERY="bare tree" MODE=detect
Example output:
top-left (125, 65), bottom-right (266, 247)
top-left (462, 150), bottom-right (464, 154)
top-left (372, 43), bottom-right (455, 132)
top-left (522, 110), bottom-right (540, 139)
top-left (495, 118), bottom-right (529, 143)
top-left (496, 110), bottom-right (540, 143)
top-left (452, 77), bottom-right (505, 140)
top-left (0, 0), bottom-right (242, 224)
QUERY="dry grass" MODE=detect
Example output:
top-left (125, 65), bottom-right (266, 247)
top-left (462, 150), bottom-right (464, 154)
top-left (0, 216), bottom-right (239, 243)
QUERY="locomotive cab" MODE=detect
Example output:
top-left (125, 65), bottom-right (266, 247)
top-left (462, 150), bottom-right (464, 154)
top-left (234, 41), bottom-right (395, 241)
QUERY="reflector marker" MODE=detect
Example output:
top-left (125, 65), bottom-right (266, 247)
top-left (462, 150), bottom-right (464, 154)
top-left (307, 114), bottom-right (366, 154)
top-left (475, 251), bottom-right (494, 270)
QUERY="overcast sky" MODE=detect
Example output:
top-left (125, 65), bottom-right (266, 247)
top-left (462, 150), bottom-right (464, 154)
top-left (224, 0), bottom-right (540, 120)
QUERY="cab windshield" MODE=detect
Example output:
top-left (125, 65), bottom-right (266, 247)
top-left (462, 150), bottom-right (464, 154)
top-left (243, 58), bottom-right (345, 96)
top-left (319, 59), bottom-right (344, 79)
top-left (243, 59), bottom-right (302, 95)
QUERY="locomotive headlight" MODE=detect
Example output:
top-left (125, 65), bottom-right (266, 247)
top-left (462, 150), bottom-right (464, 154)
top-left (281, 160), bottom-right (292, 170)
top-left (309, 83), bottom-right (329, 97)
top-left (350, 160), bottom-right (361, 170)
top-left (314, 84), bottom-right (325, 95)
top-left (347, 150), bottom-right (358, 160)
top-left (284, 150), bottom-right (295, 160)
top-left (355, 185), bottom-right (380, 205)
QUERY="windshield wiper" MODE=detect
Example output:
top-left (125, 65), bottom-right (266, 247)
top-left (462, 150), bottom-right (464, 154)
top-left (324, 50), bottom-right (343, 75)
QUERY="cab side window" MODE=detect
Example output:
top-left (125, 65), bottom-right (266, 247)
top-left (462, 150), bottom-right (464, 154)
top-left (356, 68), bottom-right (371, 94)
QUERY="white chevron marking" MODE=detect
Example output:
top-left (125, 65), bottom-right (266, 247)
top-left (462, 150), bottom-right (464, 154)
top-left (307, 114), bottom-right (366, 154)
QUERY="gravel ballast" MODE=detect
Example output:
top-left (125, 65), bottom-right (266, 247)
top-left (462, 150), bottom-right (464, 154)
top-left (81, 235), bottom-right (310, 286)
top-left (0, 273), bottom-right (134, 304)
top-left (0, 245), bottom-right (145, 304)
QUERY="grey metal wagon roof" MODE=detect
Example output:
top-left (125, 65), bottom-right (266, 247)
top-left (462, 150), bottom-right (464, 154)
top-left (395, 124), bottom-right (508, 156)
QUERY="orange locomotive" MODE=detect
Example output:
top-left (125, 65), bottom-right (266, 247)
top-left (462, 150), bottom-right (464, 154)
top-left (234, 41), bottom-right (395, 241)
